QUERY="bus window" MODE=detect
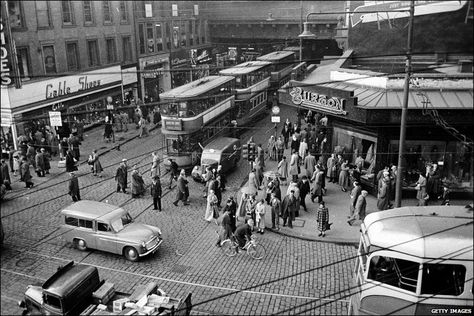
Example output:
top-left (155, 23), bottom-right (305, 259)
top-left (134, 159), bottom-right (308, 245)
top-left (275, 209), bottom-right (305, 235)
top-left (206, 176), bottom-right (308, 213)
top-left (421, 264), bottom-right (466, 296)
top-left (368, 256), bottom-right (419, 292)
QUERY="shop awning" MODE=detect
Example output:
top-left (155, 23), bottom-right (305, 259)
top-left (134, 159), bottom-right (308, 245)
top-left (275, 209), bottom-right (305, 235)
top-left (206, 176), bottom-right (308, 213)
top-left (319, 82), bottom-right (473, 110)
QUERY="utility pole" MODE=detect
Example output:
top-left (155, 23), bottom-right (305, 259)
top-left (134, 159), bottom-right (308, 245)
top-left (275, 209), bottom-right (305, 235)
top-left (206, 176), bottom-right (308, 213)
top-left (395, 0), bottom-right (415, 207)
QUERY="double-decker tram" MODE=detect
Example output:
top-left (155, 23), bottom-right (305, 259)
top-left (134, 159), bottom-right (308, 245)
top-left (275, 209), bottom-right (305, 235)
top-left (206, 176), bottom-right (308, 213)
top-left (257, 51), bottom-right (297, 92)
top-left (159, 75), bottom-right (235, 170)
top-left (219, 60), bottom-right (271, 126)
top-left (349, 205), bottom-right (473, 315)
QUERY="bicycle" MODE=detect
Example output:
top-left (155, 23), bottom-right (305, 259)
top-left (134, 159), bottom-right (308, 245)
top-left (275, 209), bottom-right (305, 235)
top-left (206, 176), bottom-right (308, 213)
top-left (220, 234), bottom-right (266, 260)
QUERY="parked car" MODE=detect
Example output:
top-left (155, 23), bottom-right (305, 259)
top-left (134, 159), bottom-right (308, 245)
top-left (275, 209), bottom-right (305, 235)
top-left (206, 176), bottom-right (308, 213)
top-left (60, 200), bottom-right (162, 261)
top-left (200, 137), bottom-right (241, 174)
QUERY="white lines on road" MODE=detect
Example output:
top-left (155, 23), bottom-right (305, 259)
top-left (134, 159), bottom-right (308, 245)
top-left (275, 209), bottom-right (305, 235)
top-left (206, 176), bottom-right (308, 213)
top-left (1, 268), bottom-right (47, 282)
top-left (19, 250), bottom-right (350, 304)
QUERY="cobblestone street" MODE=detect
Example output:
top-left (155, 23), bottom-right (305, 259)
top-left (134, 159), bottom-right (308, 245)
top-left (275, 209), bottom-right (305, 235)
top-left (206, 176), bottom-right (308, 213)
top-left (1, 107), bottom-right (357, 315)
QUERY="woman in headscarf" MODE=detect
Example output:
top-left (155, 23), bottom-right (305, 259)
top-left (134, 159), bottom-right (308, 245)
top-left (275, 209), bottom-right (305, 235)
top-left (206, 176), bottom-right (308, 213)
top-left (131, 166), bottom-right (145, 198)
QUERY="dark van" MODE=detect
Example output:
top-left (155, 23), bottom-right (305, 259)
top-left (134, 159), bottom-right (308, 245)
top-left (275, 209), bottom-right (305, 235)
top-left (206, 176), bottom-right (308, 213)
top-left (19, 261), bottom-right (101, 316)
top-left (200, 137), bottom-right (241, 174)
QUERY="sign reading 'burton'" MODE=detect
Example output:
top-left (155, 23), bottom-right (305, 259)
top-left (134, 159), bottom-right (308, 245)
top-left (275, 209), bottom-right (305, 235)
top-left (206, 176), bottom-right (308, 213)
top-left (290, 87), bottom-right (348, 115)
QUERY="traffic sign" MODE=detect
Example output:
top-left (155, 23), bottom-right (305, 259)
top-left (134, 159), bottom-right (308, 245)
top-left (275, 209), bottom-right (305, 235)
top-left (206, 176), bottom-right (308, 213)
top-left (49, 111), bottom-right (62, 126)
top-left (271, 116), bottom-right (280, 123)
top-left (271, 105), bottom-right (280, 115)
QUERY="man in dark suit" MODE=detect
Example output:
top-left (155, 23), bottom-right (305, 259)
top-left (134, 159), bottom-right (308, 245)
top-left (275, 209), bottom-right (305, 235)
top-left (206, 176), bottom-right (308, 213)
top-left (68, 172), bottom-right (80, 202)
top-left (298, 176), bottom-right (311, 212)
top-left (151, 175), bottom-right (162, 211)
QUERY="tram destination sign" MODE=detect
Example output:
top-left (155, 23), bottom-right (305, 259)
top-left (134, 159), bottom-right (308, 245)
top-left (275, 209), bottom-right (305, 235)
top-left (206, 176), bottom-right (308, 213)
top-left (164, 119), bottom-right (183, 131)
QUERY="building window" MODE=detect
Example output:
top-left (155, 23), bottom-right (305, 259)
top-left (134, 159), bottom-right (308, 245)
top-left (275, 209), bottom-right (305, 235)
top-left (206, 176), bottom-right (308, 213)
top-left (122, 36), bottom-right (132, 62)
top-left (193, 4), bottom-right (199, 16)
top-left (180, 21), bottom-right (187, 47)
top-left (62, 0), bottom-right (74, 25)
top-left (87, 40), bottom-right (100, 67)
top-left (190, 20), bottom-right (195, 46)
top-left (138, 23), bottom-right (145, 55)
top-left (147, 23), bottom-right (155, 53)
top-left (35, 1), bottom-right (52, 28)
top-left (66, 42), bottom-right (80, 71)
top-left (172, 4), bottom-right (178, 17)
top-left (42, 45), bottom-right (57, 74)
top-left (83, 0), bottom-right (94, 24)
top-left (8, 1), bottom-right (25, 28)
top-left (16, 47), bottom-right (31, 80)
top-left (103, 0), bottom-right (112, 23)
top-left (106, 38), bottom-right (117, 63)
top-left (119, 1), bottom-right (129, 22)
top-left (155, 23), bottom-right (163, 51)
top-left (145, 3), bottom-right (153, 18)
top-left (165, 22), bottom-right (171, 50)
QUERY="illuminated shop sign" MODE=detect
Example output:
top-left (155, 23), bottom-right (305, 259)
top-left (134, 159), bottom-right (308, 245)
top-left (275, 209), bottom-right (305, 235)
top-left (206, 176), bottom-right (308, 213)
top-left (290, 86), bottom-right (348, 115)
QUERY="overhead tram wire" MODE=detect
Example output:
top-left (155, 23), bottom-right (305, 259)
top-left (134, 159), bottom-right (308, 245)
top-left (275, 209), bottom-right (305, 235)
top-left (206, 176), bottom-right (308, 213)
top-left (175, 219), bottom-right (473, 313)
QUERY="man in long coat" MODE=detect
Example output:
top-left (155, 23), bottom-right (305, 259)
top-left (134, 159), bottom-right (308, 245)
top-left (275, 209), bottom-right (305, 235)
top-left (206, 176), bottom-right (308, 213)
top-left (349, 181), bottom-right (362, 217)
top-left (68, 172), bottom-right (81, 202)
top-left (289, 150), bottom-right (299, 182)
top-left (248, 168), bottom-right (259, 193)
top-left (281, 190), bottom-right (297, 228)
top-left (0, 159), bottom-right (12, 190)
top-left (20, 157), bottom-right (34, 188)
top-left (348, 190), bottom-right (368, 226)
top-left (298, 176), bottom-right (311, 212)
top-left (35, 148), bottom-right (45, 177)
top-left (115, 159), bottom-right (128, 193)
top-left (270, 192), bottom-right (281, 230)
top-left (257, 144), bottom-right (265, 168)
top-left (150, 175), bottom-right (162, 211)
top-left (173, 170), bottom-right (189, 206)
top-left (303, 151), bottom-right (317, 179)
top-left (131, 168), bottom-right (145, 198)
top-left (310, 166), bottom-right (324, 203)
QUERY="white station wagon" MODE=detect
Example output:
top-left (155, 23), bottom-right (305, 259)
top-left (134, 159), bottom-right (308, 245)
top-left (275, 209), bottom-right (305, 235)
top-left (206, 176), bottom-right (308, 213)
top-left (61, 200), bottom-right (162, 261)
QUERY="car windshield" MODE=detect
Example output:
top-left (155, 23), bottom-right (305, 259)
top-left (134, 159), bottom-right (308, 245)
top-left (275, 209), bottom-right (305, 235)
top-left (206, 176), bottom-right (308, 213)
top-left (110, 213), bottom-right (133, 232)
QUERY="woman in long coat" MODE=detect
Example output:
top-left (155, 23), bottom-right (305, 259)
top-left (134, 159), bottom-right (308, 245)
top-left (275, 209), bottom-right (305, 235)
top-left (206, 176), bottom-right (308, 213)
top-left (237, 193), bottom-right (249, 218)
top-left (277, 156), bottom-right (288, 183)
top-left (255, 199), bottom-right (266, 233)
top-left (267, 135), bottom-right (277, 161)
top-left (131, 168), bottom-right (145, 198)
top-left (20, 157), bottom-right (33, 188)
top-left (377, 178), bottom-right (390, 210)
top-left (316, 201), bottom-right (329, 237)
top-left (205, 189), bottom-right (218, 223)
top-left (338, 160), bottom-right (350, 192)
top-left (89, 150), bottom-right (103, 177)
top-left (65, 150), bottom-right (77, 173)
top-left (416, 172), bottom-right (428, 206)
top-left (326, 153), bottom-right (336, 182)
top-left (288, 151), bottom-right (299, 182)
top-left (248, 169), bottom-right (259, 193)
top-left (298, 138), bottom-right (308, 163)
top-left (311, 168), bottom-right (324, 203)
top-left (150, 152), bottom-right (160, 178)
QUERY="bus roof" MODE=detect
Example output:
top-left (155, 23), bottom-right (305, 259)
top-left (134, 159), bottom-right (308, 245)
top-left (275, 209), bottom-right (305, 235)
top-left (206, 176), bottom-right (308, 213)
top-left (362, 205), bottom-right (473, 261)
top-left (203, 137), bottom-right (239, 153)
top-left (219, 61), bottom-right (271, 75)
top-left (257, 51), bottom-right (295, 62)
top-left (61, 200), bottom-right (127, 223)
top-left (160, 75), bottom-right (235, 99)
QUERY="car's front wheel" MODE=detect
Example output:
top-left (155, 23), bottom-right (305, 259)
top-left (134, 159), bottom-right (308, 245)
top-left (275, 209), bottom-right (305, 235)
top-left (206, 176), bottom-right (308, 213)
top-left (74, 239), bottom-right (87, 251)
top-left (123, 246), bottom-right (139, 262)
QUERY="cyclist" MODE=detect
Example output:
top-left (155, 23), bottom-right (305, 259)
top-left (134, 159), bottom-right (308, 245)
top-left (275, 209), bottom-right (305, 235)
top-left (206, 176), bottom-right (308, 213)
top-left (234, 219), bottom-right (254, 251)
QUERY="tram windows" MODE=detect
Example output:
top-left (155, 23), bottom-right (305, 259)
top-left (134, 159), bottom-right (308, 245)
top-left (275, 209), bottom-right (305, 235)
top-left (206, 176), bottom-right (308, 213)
top-left (368, 256), bottom-right (419, 292)
top-left (165, 103), bottom-right (178, 116)
top-left (421, 264), bottom-right (466, 296)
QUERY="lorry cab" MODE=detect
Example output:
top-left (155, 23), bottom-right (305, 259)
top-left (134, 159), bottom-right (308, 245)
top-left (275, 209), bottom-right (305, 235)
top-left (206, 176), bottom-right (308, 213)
top-left (200, 137), bottom-right (241, 174)
top-left (19, 261), bottom-right (101, 316)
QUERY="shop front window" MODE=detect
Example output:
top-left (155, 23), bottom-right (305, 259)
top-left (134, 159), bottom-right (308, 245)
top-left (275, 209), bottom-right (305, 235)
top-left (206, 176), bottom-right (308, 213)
top-left (390, 140), bottom-right (473, 190)
top-left (333, 127), bottom-right (377, 182)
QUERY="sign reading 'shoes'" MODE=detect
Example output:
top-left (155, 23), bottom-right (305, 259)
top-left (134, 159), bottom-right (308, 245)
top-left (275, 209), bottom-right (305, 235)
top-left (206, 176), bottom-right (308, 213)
top-left (290, 87), bottom-right (348, 115)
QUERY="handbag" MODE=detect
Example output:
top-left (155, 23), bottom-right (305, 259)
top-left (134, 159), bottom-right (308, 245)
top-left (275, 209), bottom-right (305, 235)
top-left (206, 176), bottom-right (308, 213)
top-left (415, 183), bottom-right (421, 190)
top-left (325, 222), bottom-right (333, 231)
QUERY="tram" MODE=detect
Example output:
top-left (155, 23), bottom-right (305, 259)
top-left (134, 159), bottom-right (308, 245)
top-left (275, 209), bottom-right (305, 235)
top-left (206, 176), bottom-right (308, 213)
top-left (257, 51), bottom-right (297, 93)
top-left (219, 60), bottom-right (271, 127)
top-left (348, 205), bottom-right (473, 315)
top-left (159, 75), bottom-right (235, 170)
